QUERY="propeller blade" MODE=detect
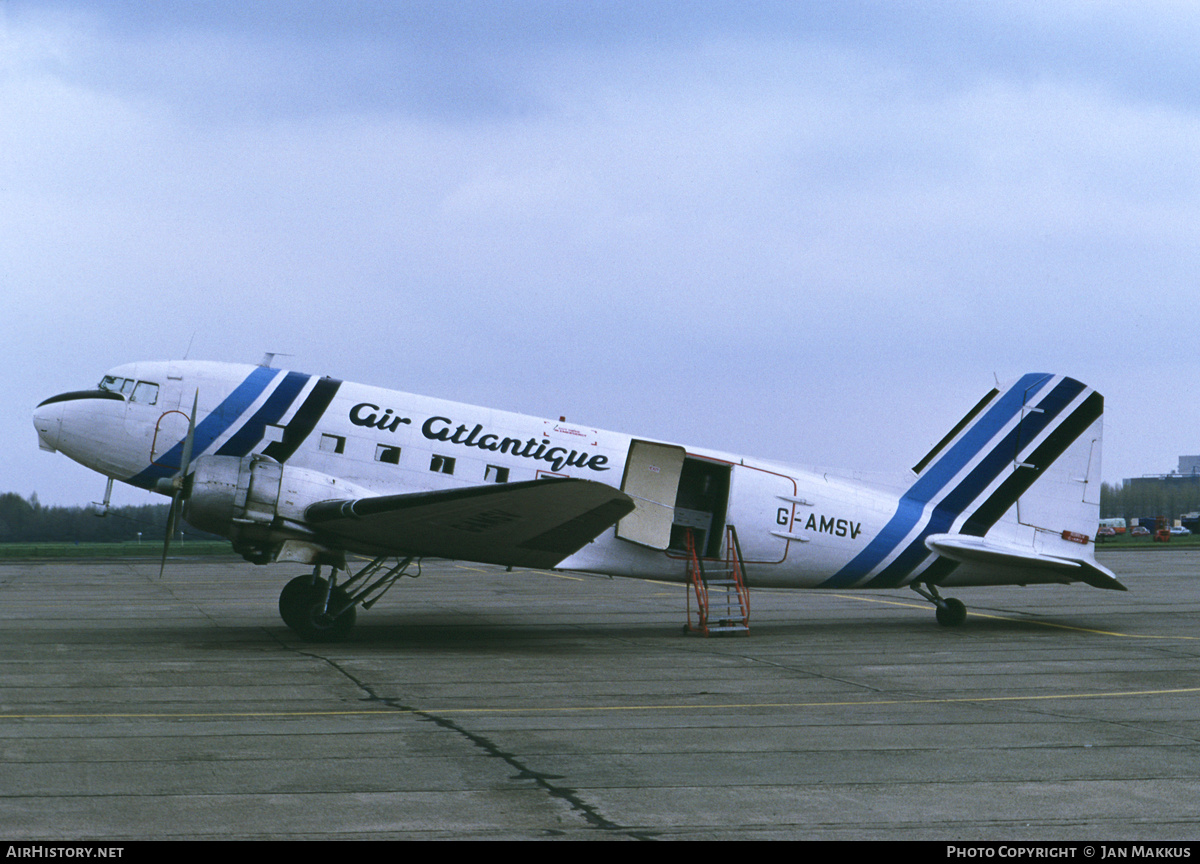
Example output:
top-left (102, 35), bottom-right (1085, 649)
top-left (160, 490), bottom-right (181, 579)
top-left (160, 390), bottom-right (199, 579)
top-left (180, 390), bottom-right (198, 475)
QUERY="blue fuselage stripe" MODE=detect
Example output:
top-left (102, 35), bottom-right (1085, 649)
top-left (128, 366), bottom-right (281, 488)
top-left (821, 373), bottom-right (1053, 587)
top-left (215, 371), bottom-right (309, 457)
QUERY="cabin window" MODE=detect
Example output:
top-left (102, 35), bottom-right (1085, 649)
top-left (430, 454), bottom-right (456, 475)
top-left (320, 434), bottom-right (345, 454)
top-left (131, 381), bottom-right (159, 405)
top-left (485, 465), bottom-right (509, 483)
top-left (376, 444), bottom-right (401, 465)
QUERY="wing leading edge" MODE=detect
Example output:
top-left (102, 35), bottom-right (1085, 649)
top-left (305, 478), bottom-right (636, 570)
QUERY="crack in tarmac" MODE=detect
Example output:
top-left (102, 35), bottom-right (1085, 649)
top-left (286, 643), bottom-right (658, 840)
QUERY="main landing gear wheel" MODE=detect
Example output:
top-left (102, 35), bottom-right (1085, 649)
top-left (935, 597), bottom-right (967, 627)
top-left (279, 575), bottom-right (321, 629)
top-left (279, 575), bottom-right (357, 642)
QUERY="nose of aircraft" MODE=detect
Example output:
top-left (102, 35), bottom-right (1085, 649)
top-left (33, 398), bottom-right (65, 452)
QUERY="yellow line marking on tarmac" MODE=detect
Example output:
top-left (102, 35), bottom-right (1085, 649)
top-left (4, 686), bottom-right (1199, 721)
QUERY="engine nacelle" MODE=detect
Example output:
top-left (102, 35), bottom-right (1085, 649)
top-left (183, 454), bottom-right (375, 563)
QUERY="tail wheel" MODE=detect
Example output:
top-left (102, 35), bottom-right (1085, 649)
top-left (935, 598), bottom-right (967, 627)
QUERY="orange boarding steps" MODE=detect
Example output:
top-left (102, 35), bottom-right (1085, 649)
top-left (685, 525), bottom-right (750, 636)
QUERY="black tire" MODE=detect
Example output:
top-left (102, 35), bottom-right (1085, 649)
top-left (279, 577), bottom-right (357, 641)
top-left (279, 575), bottom-right (327, 630)
top-left (935, 598), bottom-right (967, 627)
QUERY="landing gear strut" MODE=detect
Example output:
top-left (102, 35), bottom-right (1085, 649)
top-left (910, 583), bottom-right (967, 627)
top-left (278, 556), bottom-right (419, 641)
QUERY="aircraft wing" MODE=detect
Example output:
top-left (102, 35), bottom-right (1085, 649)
top-left (304, 478), bottom-right (636, 569)
top-left (925, 534), bottom-right (1126, 591)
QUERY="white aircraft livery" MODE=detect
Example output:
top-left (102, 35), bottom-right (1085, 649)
top-left (33, 360), bottom-right (1124, 640)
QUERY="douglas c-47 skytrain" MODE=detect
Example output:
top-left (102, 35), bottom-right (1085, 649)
top-left (33, 360), bottom-right (1124, 640)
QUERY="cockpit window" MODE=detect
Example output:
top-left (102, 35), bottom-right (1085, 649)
top-left (98, 376), bottom-right (158, 404)
top-left (100, 375), bottom-right (131, 395)
top-left (131, 381), bottom-right (159, 405)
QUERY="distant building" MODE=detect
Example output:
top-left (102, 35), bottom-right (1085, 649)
top-left (1106, 455), bottom-right (1200, 521)
top-left (1117, 473), bottom-right (1200, 523)
top-left (1124, 474), bottom-right (1200, 491)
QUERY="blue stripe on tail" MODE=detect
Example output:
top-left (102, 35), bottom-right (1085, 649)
top-left (820, 373), bottom-right (1053, 588)
top-left (863, 377), bottom-right (1086, 587)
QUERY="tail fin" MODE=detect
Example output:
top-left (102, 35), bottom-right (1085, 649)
top-left (917, 373), bottom-right (1120, 590)
top-left (830, 374), bottom-right (1122, 590)
top-left (915, 374), bottom-right (1103, 536)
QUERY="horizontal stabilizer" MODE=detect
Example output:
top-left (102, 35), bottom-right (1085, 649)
top-left (925, 534), bottom-right (1126, 591)
top-left (305, 478), bottom-right (636, 570)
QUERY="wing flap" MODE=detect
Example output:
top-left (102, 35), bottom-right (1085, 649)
top-left (305, 478), bottom-right (635, 569)
top-left (925, 533), bottom-right (1126, 591)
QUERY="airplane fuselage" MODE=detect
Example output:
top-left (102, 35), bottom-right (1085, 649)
top-left (34, 360), bottom-right (1120, 624)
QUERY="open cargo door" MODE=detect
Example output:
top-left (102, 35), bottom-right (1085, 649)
top-left (616, 440), bottom-right (686, 550)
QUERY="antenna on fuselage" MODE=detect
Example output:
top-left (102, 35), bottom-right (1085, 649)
top-left (259, 352), bottom-right (292, 368)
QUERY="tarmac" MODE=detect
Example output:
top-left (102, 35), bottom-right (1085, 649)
top-left (1, 548), bottom-right (1198, 840)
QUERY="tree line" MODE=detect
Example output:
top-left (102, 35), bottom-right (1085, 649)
top-left (0, 492), bottom-right (218, 543)
top-left (1100, 480), bottom-right (1200, 523)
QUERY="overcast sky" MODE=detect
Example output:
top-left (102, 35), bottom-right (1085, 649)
top-left (4, 1), bottom-right (1199, 507)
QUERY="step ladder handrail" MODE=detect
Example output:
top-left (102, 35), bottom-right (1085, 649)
top-left (685, 528), bottom-right (710, 633)
top-left (685, 525), bottom-right (750, 636)
top-left (726, 524), bottom-right (751, 620)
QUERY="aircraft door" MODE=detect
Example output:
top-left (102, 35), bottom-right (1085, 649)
top-left (617, 440), bottom-right (686, 550)
top-left (148, 383), bottom-right (188, 469)
top-left (670, 457), bottom-right (731, 558)
top-left (127, 379), bottom-right (182, 467)
top-left (725, 464), bottom-right (796, 564)
top-left (151, 410), bottom-right (191, 468)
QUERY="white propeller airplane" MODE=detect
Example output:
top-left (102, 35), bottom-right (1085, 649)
top-left (33, 360), bottom-right (1123, 640)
